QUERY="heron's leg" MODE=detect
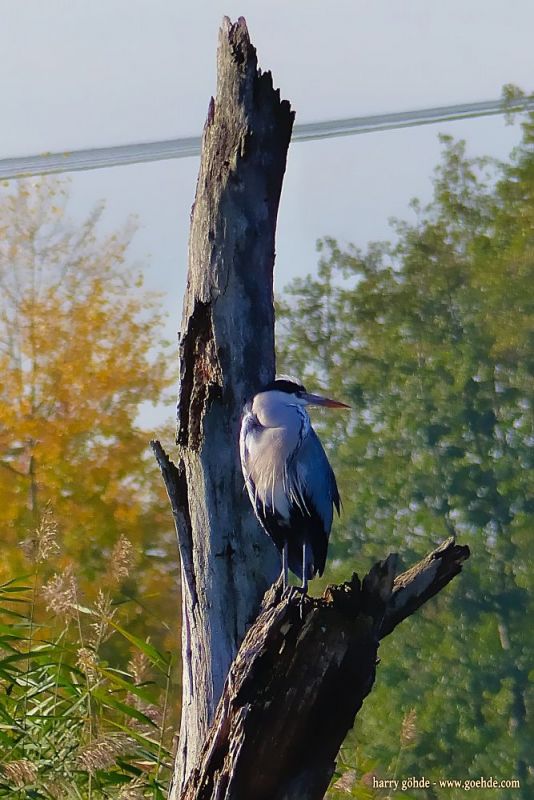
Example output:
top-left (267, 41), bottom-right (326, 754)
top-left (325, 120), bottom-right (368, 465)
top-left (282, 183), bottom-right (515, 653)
top-left (282, 541), bottom-right (289, 590)
top-left (301, 540), bottom-right (308, 594)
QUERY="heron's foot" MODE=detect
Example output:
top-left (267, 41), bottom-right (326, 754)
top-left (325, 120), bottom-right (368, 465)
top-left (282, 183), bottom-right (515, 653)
top-left (289, 585), bottom-right (308, 619)
top-left (300, 591), bottom-right (308, 620)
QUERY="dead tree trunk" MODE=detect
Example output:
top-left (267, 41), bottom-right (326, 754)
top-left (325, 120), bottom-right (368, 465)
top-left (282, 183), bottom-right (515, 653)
top-left (152, 17), bottom-right (294, 797)
top-left (180, 539), bottom-right (470, 800)
top-left (153, 17), bottom-right (470, 800)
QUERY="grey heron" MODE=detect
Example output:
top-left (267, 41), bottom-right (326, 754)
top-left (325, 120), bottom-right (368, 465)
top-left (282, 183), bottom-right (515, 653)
top-left (239, 377), bottom-right (349, 591)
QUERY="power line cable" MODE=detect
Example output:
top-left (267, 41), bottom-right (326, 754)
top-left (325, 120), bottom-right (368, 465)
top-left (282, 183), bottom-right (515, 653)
top-left (1, 97), bottom-right (533, 180)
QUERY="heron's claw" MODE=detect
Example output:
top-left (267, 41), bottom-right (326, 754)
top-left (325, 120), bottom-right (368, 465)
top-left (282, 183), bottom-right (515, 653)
top-left (289, 584), bottom-right (308, 619)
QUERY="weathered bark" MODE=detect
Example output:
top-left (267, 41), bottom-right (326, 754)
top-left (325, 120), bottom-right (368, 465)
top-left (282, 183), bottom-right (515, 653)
top-left (180, 538), bottom-right (470, 800)
top-left (152, 17), bottom-right (294, 797)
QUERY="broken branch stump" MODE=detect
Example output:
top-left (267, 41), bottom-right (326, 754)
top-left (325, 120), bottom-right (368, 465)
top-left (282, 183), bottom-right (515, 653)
top-left (181, 538), bottom-right (470, 800)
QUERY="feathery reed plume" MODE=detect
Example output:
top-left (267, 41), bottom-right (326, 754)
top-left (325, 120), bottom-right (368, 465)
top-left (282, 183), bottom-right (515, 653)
top-left (42, 564), bottom-right (78, 621)
top-left (129, 649), bottom-right (151, 685)
top-left (389, 707), bottom-right (419, 797)
top-left (118, 776), bottom-right (146, 799)
top-left (332, 769), bottom-right (357, 793)
top-left (1, 759), bottom-right (38, 787)
top-left (44, 781), bottom-right (67, 799)
top-left (107, 534), bottom-right (135, 585)
top-left (76, 646), bottom-right (99, 684)
top-left (20, 501), bottom-right (60, 563)
top-left (88, 589), bottom-right (116, 647)
top-left (77, 734), bottom-right (133, 774)
top-left (140, 703), bottom-right (164, 728)
top-left (400, 707), bottom-right (418, 747)
top-left (127, 649), bottom-right (163, 728)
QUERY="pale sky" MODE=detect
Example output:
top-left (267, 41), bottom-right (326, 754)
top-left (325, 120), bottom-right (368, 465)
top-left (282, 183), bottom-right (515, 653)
top-left (3, 1), bottom-right (534, 425)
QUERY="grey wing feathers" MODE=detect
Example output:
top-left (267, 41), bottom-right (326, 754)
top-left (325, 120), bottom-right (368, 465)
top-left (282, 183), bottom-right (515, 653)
top-left (294, 428), bottom-right (340, 526)
top-left (287, 428), bottom-right (339, 578)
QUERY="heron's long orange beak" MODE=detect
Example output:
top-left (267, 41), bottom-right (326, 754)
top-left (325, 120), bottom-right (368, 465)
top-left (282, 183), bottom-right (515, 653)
top-left (301, 392), bottom-right (351, 409)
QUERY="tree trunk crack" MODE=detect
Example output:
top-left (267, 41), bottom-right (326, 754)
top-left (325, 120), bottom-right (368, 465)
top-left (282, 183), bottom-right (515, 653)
top-left (177, 301), bottom-right (223, 451)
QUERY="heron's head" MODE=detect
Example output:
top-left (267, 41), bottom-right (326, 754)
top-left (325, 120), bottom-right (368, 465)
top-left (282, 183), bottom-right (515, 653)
top-left (261, 376), bottom-right (350, 410)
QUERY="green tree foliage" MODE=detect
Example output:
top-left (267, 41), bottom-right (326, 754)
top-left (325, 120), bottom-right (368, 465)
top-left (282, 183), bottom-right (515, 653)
top-left (278, 119), bottom-right (534, 799)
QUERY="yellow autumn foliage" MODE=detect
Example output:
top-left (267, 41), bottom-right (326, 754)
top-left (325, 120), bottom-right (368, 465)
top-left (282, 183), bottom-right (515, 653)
top-left (0, 177), bottom-right (179, 655)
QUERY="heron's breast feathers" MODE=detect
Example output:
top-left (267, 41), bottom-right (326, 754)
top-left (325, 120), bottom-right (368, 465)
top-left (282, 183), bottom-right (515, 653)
top-left (241, 409), bottom-right (331, 528)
